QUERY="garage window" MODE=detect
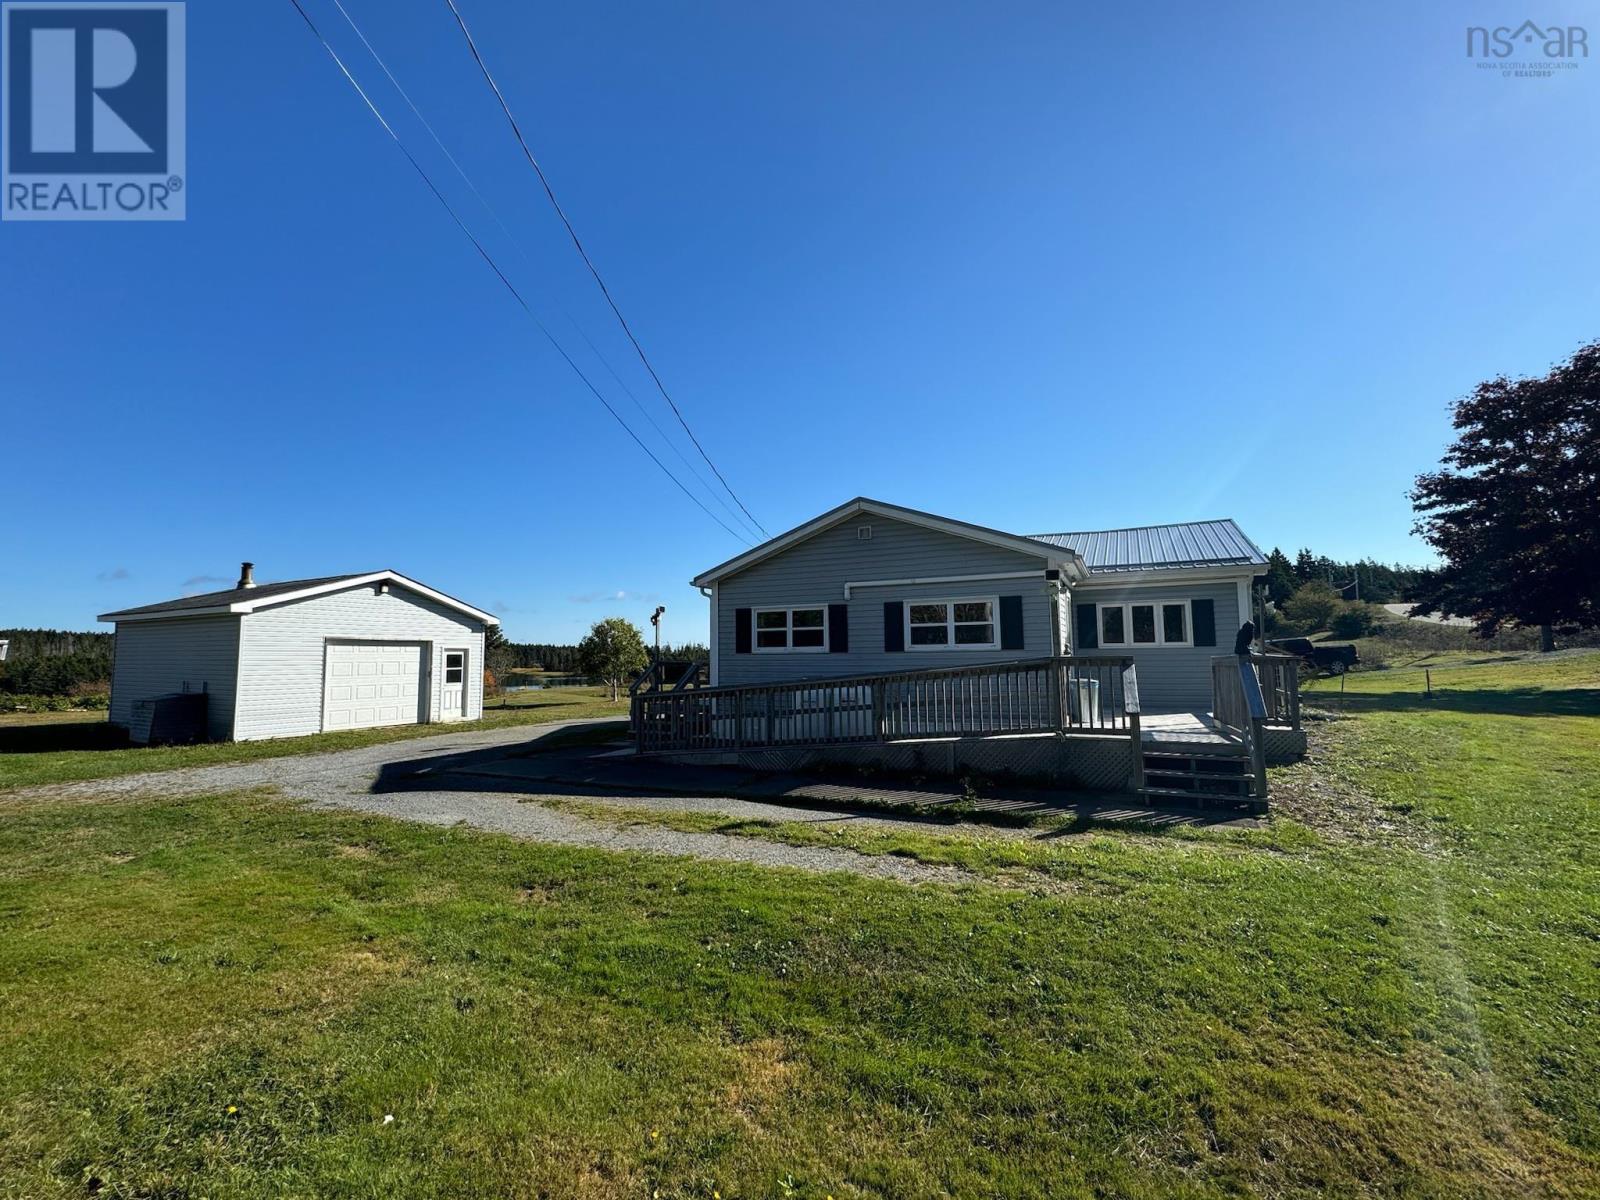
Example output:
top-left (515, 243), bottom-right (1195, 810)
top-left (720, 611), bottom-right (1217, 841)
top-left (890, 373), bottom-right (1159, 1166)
top-left (445, 651), bottom-right (465, 684)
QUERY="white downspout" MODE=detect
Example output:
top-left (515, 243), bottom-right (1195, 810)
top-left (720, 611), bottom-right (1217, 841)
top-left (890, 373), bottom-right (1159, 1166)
top-left (699, 584), bottom-right (718, 685)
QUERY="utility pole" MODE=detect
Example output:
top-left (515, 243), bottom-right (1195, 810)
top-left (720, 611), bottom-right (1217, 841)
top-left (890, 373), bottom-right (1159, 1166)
top-left (650, 606), bottom-right (666, 668)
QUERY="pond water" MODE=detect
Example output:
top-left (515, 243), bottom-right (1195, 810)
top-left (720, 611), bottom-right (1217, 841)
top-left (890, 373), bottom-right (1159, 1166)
top-left (503, 678), bottom-right (592, 691)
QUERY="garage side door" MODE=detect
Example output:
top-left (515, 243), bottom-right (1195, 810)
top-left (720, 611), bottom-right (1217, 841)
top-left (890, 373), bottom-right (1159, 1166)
top-left (323, 641), bottom-right (424, 731)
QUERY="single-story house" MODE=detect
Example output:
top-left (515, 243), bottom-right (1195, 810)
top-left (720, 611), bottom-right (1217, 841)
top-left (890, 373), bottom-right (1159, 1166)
top-left (99, 564), bottom-right (496, 743)
top-left (691, 497), bottom-right (1268, 714)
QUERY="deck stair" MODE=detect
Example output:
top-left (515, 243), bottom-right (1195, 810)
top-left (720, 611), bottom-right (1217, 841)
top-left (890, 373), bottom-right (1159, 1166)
top-left (1141, 745), bottom-right (1262, 811)
top-left (1137, 710), bottom-right (1265, 812)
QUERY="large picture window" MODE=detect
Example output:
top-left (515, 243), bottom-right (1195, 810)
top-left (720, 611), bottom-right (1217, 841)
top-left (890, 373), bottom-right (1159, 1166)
top-left (906, 598), bottom-right (998, 650)
top-left (753, 606), bottom-right (828, 652)
top-left (1097, 600), bottom-right (1192, 648)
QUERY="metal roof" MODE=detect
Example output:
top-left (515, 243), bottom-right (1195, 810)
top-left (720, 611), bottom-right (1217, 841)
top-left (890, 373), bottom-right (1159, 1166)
top-left (1026, 519), bottom-right (1266, 574)
top-left (100, 574), bottom-right (369, 619)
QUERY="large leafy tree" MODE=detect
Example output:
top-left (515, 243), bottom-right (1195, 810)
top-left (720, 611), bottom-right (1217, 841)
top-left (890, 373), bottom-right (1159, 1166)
top-left (1410, 340), bottom-right (1600, 650)
top-left (578, 617), bottom-right (649, 701)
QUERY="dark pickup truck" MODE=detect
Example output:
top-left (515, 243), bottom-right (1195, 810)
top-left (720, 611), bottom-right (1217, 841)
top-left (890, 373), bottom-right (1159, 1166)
top-left (1269, 637), bottom-right (1359, 674)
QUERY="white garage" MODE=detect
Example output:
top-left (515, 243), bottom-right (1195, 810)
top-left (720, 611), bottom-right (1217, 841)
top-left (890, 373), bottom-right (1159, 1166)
top-left (101, 565), bottom-right (497, 743)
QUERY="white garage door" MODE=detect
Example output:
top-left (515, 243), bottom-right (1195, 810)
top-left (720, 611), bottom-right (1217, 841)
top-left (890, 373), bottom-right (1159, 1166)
top-left (323, 641), bottom-right (424, 731)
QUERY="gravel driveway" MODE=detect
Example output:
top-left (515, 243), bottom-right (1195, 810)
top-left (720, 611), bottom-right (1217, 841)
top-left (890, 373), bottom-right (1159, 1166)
top-left (14, 720), bottom-right (987, 886)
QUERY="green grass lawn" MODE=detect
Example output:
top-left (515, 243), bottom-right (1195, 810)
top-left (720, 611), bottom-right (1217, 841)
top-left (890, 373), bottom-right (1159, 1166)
top-left (0, 709), bottom-right (110, 727)
top-left (0, 657), bottom-right (1596, 1196)
top-left (0, 688), bottom-right (628, 790)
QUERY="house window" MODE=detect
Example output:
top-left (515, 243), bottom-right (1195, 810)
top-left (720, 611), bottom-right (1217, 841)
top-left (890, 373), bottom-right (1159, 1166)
top-left (1100, 606), bottom-right (1125, 646)
top-left (1096, 600), bottom-right (1192, 648)
top-left (1161, 602), bottom-right (1188, 645)
top-left (754, 606), bottom-right (828, 652)
top-left (907, 598), bottom-right (997, 650)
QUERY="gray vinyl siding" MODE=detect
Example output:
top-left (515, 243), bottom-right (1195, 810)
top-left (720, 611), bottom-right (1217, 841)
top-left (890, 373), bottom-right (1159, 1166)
top-left (1072, 579), bottom-right (1244, 712)
top-left (109, 615), bottom-right (241, 741)
top-left (715, 514), bottom-right (1053, 686)
top-left (233, 584), bottom-right (485, 741)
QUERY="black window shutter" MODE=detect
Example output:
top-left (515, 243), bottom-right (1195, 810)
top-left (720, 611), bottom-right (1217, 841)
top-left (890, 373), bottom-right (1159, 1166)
top-left (999, 595), bottom-right (1025, 650)
top-left (1075, 604), bottom-right (1098, 649)
top-left (828, 603), bottom-right (849, 653)
top-left (1193, 598), bottom-right (1216, 647)
top-left (734, 607), bottom-right (752, 654)
top-left (883, 601), bottom-right (905, 652)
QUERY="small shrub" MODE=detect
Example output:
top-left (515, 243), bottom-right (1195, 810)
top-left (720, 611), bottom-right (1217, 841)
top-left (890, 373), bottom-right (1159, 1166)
top-left (1282, 583), bottom-right (1342, 633)
top-left (0, 692), bottom-right (107, 713)
top-left (1331, 603), bottom-right (1384, 639)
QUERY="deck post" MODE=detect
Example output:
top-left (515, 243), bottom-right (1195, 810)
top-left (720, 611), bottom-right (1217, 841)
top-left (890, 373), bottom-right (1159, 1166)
top-left (1122, 659), bottom-right (1143, 791)
top-left (765, 689), bottom-right (775, 745)
top-left (734, 690), bottom-right (744, 750)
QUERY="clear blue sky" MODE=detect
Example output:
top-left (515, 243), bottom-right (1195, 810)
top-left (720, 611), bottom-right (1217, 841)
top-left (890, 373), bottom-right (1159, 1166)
top-left (4, 0), bottom-right (1597, 645)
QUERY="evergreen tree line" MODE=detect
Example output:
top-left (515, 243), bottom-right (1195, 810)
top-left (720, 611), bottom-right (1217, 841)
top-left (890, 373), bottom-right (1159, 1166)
top-left (0, 629), bottom-right (115, 696)
top-left (1261, 550), bottom-right (1429, 607)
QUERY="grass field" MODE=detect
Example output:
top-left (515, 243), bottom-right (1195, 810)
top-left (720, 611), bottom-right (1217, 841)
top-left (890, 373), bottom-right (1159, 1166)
top-left (0, 709), bottom-right (110, 728)
top-left (0, 687), bottom-right (628, 790)
top-left (0, 656), bottom-right (1595, 1196)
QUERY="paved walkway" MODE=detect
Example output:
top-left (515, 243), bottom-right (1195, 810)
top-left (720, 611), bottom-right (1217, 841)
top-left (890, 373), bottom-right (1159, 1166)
top-left (13, 718), bottom-right (1252, 885)
top-left (1382, 603), bottom-right (1473, 627)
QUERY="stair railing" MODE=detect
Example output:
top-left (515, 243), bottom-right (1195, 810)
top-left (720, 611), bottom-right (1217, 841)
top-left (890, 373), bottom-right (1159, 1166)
top-left (1210, 655), bottom-right (1270, 801)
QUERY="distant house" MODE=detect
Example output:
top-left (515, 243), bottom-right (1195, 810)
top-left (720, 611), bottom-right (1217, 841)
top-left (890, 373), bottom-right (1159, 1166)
top-left (99, 564), bottom-right (496, 743)
top-left (691, 497), bottom-right (1268, 713)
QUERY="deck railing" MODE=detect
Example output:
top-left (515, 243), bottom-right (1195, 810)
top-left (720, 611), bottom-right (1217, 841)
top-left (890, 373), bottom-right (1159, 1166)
top-left (1254, 654), bottom-right (1302, 729)
top-left (633, 656), bottom-right (1141, 755)
top-left (628, 659), bottom-right (709, 697)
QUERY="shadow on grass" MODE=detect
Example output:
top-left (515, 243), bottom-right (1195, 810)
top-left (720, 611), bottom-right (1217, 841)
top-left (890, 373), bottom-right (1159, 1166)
top-left (0, 721), bottom-right (129, 754)
top-left (368, 726), bottom-right (1258, 835)
top-left (1305, 687), bottom-right (1600, 719)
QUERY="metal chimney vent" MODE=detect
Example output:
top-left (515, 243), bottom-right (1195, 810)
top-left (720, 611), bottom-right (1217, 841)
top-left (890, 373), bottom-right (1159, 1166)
top-left (237, 562), bottom-right (256, 589)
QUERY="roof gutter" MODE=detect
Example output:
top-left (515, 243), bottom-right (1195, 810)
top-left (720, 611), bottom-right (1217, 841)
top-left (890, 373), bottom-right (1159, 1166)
top-left (843, 568), bottom-right (1072, 599)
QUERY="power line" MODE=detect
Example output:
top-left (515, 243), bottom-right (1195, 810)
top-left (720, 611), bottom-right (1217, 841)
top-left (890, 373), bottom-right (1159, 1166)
top-left (285, 0), bottom-right (753, 546)
top-left (439, 0), bottom-right (771, 540)
top-left (326, 0), bottom-right (765, 542)
top-left (563, 312), bottom-right (761, 539)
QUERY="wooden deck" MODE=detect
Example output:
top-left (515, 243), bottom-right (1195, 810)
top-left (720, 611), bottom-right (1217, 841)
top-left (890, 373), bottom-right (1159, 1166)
top-left (632, 654), bottom-right (1301, 808)
top-left (1138, 711), bottom-right (1245, 749)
